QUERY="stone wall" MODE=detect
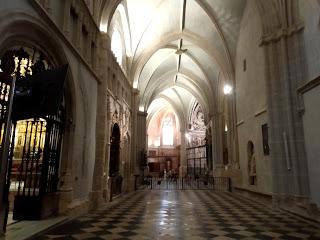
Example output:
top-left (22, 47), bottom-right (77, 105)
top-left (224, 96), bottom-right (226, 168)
top-left (299, 0), bottom-right (320, 208)
top-left (0, 0), bottom-right (135, 215)
top-left (234, 0), bottom-right (272, 194)
top-left (300, 0), bottom-right (320, 82)
top-left (301, 83), bottom-right (320, 208)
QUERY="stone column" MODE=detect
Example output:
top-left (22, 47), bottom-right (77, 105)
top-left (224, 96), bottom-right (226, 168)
top-left (103, 98), bottom-right (112, 200)
top-left (121, 140), bottom-right (130, 193)
top-left (58, 118), bottom-right (75, 214)
top-left (260, 6), bottom-right (310, 208)
top-left (89, 33), bottom-right (109, 209)
top-left (131, 90), bottom-right (142, 175)
top-left (136, 111), bottom-right (147, 176)
top-left (179, 129), bottom-right (187, 177)
top-left (126, 90), bottom-right (139, 190)
top-left (222, 91), bottom-right (239, 170)
top-left (206, 121), bottom-right (213, 174)
top-left (212, 113), bottom-right (224, 176)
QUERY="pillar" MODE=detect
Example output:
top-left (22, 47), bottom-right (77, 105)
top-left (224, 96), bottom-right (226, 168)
top-left (89, 33), bottom-right (109, 209)
top-left (212, 113), bottom-right (224, 176)
top-left (180, 129), bottom-right (187, 177)
top-left (131, 89), bottom-right (139, 175)
top-left (103, 97), bottom-right (112, 200)
top-left (135, 111), bottom-right (147, 176)
top-left (260, 3), bottom-right (310, 207)
top-left (58, 118), bottom-right (75, 213)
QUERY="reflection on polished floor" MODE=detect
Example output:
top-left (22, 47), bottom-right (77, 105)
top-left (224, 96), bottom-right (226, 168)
top-left (32, 190), bottom-right (320, 240)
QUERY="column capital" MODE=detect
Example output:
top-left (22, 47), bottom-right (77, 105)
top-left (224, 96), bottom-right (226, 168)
top-left (260, 22), bottom-right (304, 46)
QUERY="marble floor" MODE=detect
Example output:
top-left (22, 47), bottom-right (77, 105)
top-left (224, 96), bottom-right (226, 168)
top-left (31, 190), bottom-right (320, 240)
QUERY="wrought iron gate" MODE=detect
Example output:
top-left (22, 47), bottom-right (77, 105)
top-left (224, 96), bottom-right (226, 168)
top-left (7, 114), bottom-right (65, 220)
top-left (140, 176), bottom-right (231, 191)
top-left (0, 46), bottom-right (67, 223)
top-left (186, 145), bottom-right (208, 177)
top-left (0, 73), bottom-right (15, 233)
top-left (12, 110), bottom-right (64, 220)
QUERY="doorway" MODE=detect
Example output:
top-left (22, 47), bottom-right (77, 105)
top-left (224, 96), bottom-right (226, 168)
top-left (109, 123), bottom-right (120, 176)
top-left (0, 46), bottom-right (67, 232)
top-left (109, 123), bottom-right (122, 196)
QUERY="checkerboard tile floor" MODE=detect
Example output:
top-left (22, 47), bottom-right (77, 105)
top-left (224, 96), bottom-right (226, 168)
top-left (31, 190), bottom-right (320, 239)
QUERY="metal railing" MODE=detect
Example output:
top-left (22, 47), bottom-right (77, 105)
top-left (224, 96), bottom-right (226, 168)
top-left (137, 176), bottom-right (231, 192)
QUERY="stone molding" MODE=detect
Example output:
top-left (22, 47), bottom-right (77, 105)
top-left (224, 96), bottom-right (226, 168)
top-left (297, 76), bottom-right (320, 114)
top-left (30, 0), bottom-right (101, 83)
top-left (254, 108), bottom-right (267, 117)
top-left (297, 75), bottom-right (320, 94)
top-left (260, 22), bottom-right (305, 46)
top-left (236, 120), bottom-right (244, 127)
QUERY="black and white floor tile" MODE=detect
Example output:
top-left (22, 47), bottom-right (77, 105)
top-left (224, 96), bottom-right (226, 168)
top-left (31, 190), bottom-right (320, 240)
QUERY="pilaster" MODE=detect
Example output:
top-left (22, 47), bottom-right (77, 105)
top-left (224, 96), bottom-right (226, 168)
top-left (90, 33), bottom-right (109, 208)
top-left (179, 129), bottom-right (187, 177)
top-left (212, 113), bottom-right (224, 175)
top-left (58, 114), bottom-right (75, 213)
top-left (261, 12), bottom-right (310, 201)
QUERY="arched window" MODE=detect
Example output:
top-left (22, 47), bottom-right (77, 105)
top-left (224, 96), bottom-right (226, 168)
top-left (162, 116), bottom-right (174, 146)
top-left (111, 30), bottom-right (123, 65)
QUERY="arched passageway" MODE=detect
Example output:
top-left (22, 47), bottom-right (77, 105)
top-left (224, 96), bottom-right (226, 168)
top-left (0, 44), bottom-right (69, 226)
top-left (109, 123), bottom-right (121, 177)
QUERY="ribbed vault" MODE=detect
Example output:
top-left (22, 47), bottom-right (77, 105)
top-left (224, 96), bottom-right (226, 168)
top-left (102, 0), bottom-right (248, 129)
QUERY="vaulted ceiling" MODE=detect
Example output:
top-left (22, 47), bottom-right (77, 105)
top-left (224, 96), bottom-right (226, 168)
top-left (106, 0), bottom-right (247, 129)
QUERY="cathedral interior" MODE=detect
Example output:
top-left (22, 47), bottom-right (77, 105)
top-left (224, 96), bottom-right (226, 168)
top-left (0, 0), bottom-right (320, 239)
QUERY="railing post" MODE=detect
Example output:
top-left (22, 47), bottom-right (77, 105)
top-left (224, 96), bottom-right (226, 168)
top-left (228, 177), bottom-right (232, 192)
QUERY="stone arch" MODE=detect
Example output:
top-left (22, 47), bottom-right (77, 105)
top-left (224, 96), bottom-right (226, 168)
top-left (0, 12), bottom-right (77, 129)
top-left (100, 0), bottom-right (123, 31)
top-left (131, 30), bottom-right (231, 88)
top-left (141, 69), bottom-right (212, 116)
top-left (108, 4), bottom-right (132, 69)
top-left (108, 3), bottom-right (132, 56)
top-left (0, 12), bottom-right (78, 212)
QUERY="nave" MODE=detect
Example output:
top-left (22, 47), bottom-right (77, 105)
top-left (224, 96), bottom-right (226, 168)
top-left (32, 190), bottom-right (320, 240)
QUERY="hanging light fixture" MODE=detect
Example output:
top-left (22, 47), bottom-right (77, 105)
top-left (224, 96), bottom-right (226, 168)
top-left (175, 48), bottom-right (187, 55)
